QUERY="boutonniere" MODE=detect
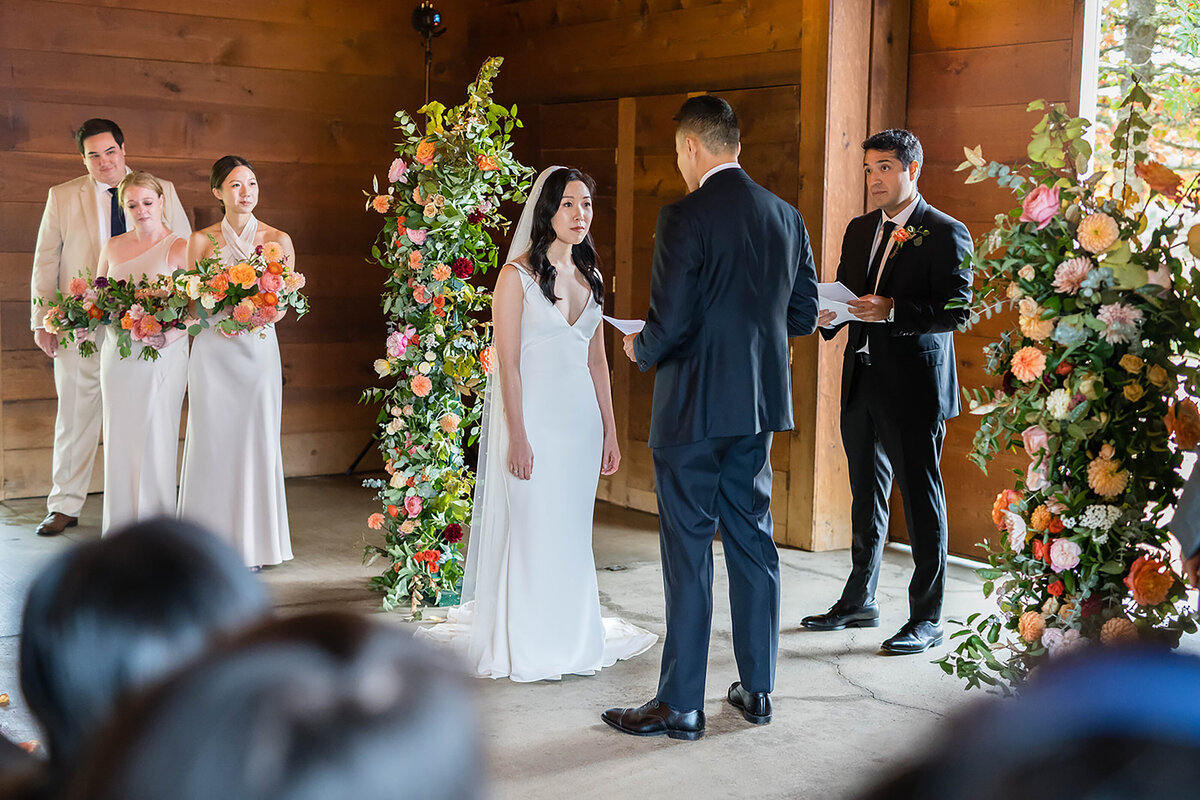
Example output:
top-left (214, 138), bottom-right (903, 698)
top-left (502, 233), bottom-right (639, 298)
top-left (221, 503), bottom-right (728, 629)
top-left (888, 224), bottom-right (931, 259)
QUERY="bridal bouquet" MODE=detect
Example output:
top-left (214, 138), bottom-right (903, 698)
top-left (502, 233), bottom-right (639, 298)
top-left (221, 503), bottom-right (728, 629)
top-left (179, 240), bottom-right (309, 337)
top-left (39, 276), bottom-right (107, 357)
top-left (939, 86), bottom-right (1200, 690)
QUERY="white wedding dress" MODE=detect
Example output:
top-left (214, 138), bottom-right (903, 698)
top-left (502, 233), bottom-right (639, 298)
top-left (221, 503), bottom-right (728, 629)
top-left (99, 234), bottom-right (189, 534)
top-left (415, 167), bottom-right (656, 681)
top-left (177, 216), bottom-right (292, 567)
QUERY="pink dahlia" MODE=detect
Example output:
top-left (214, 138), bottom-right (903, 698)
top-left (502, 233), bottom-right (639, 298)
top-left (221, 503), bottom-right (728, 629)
top-left (1052, 257), bottom-right (1092, 295)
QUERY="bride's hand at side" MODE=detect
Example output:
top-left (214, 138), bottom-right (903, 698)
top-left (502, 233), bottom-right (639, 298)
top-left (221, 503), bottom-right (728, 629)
top-left (508, 434), bottom-right (534, 481)
top-left (601, 432), bottom-right (620, 475)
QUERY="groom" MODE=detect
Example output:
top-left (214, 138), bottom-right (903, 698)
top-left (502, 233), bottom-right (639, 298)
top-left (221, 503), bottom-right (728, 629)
top-left (604, 96), bottom-right (818, 740)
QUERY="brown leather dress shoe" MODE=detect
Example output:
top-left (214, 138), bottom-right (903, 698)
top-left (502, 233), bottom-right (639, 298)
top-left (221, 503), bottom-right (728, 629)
top-left (36, 512), bottom-right (77, 537)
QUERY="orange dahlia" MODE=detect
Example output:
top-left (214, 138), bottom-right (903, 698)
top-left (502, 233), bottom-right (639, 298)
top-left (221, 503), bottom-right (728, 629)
top-left (1010, 346), bottom-right (1047, 383)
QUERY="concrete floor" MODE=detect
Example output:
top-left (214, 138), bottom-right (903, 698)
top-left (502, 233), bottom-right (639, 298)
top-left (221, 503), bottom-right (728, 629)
top-left (1, 474), bottom-right (1004, 799)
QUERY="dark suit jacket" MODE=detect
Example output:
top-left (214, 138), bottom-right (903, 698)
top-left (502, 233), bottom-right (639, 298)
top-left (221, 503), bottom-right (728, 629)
top-left (633, 167), bottom-right (819, 448)
top-left (822, 196), bottom-right (972, 421)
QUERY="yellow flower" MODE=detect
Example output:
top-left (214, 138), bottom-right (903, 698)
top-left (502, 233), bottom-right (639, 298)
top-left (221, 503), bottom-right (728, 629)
top-left (373, 358), bottom-right (391, 377)
top-left (1147, 364), bottom-right (1169, 388)
top-left (1123, 383), bottom-right (1144, 402)
top-left (1077, 212), bottom-right (1120, 254)
top-left (1119, 354), bottom-right (1143, 374)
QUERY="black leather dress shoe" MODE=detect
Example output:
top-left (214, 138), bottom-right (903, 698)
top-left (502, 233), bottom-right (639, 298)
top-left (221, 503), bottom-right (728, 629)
top-left (881, 620), bottom-right (943, 654)
top-left (727, 681), bottom-right (772, 724)
top-left (801, 601), bottom-right (880, 631)
top-left (601, 699), bottom-right (705, 741)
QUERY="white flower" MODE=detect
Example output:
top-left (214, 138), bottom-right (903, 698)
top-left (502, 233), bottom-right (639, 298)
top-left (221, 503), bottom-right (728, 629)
top-left (1049, 539), bottom-right (1082, 573)
top-left (424, 350), bottom-right (436, 361)
top-left (1041, 627), bottom-right (1064, 654)
top-left (418, 361), bottom-right (432, 375)
top-left (200, 294), bottom-right (218, 310)
top-left (373, 359), bottom-right (391, 377)
top-left (1004, 511), bottom-right (1027, 552)
top-left (1042, 597), bottom-right (1060, 615)
top-left (1018, 265), bottom-right (1036, 280)
top-left (389, 472), bottom-right (404, 489)
top-left (384, 420), bottom-right (400, 435)
top-left (434, 324), bottom-right (445, 337)
top-left (1046, 388), bottom-right (1072, 420)
top-left (1079, 504), bottom-right (1121, 531)
top-left (186, 276), bottom-right (202, 299)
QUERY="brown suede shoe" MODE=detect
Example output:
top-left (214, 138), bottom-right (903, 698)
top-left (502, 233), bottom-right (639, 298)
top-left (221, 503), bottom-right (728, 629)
top-left (36, 512), bottom-right (77, 537)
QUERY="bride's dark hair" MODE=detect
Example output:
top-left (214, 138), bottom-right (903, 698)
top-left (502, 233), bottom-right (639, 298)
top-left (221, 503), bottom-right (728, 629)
top-left (525, 168), bottom-right (604, 306)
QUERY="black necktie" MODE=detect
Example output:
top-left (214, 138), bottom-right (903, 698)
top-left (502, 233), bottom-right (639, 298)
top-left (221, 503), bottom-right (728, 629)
top-left (108, 187), bottom-right (126, 237)
top-left (864, 220), bottom-right (896, 294)
top-left (850, 220), bottom-right (897, 353)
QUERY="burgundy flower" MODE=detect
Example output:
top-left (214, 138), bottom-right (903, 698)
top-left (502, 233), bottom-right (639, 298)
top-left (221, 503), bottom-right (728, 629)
top-left (1001, 370), bottom-right (1016, 396)
top-left (467, 210), bottom-right (485, 224)
top-left (255, 244), bottom-right (264, 255)
top-left (1080, 595), bottom-right (1102, 618)
top-left (93, 276), bottom-right (110, 288)
top-left (442, 523), bottom-right (463, 543)
top-left (452, 257), bottom-right (474, 279)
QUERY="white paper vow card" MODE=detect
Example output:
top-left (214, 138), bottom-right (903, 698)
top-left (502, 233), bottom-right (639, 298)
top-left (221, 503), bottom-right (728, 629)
top-left (602, 316), bottom-right (645, 335)
top-left (818, 282), bottom-right (860, 326)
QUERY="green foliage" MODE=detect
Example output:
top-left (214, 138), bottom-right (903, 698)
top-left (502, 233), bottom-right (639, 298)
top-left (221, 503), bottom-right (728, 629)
top-left (360, 58), bottom-right (534, 614)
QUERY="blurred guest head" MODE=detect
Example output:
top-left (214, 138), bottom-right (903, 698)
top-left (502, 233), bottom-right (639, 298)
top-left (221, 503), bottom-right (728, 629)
top-left (66, 612), bottom-right (483, 800)
top-left (19, 517), bottom-right (270, 779)
top-left (860, 648), bottom-right (1200, 800)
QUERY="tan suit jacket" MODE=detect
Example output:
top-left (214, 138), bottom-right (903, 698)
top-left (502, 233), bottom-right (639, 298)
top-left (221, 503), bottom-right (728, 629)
top-left (30, 173), bottom-right (191, 328)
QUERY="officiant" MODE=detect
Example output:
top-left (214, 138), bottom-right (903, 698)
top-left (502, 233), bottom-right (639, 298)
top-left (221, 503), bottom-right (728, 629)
top-left (802, 129), bottom-right (971, 655)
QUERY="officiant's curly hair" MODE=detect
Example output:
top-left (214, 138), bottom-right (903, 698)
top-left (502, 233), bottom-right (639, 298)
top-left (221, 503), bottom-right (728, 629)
top-left (528, 168), bottom-right (604, 306)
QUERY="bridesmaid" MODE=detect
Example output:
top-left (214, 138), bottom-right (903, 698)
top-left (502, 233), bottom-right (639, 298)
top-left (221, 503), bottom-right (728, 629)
top-left (178, 156), bottom-right (293, 570)
top-left (95, 171), bottom-right (189, 534)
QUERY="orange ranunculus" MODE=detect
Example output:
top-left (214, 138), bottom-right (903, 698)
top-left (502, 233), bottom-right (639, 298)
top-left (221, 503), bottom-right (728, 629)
top-left (1124, 555), bottom-right (1174, 606)
top-left (410, 375), bottom-right (433, 397)
top-left (414, 139), bottom-right (437, 165)
top-left (1166, 399), bottom-right (1200, 451)
top-left (387, 504), bottom-right (400, 517)
top-left (1135, 161), bottom-right (1183, 201)
top-left (208, 273), bottom-right (230, 293)
top-left (475, 153), bottom-right (500, 171)
top-left (432, 308), bottom-right (446, 318)
top-left (266, 261), bottom-right (284, 275)
top-left (1032, 538), bottom-right (1048, 562)
top-left (260, 292), bottom-right (278, 306)
top-left (261, 241), bottom-right (284, 261)
top-left (88, 306), bottom-right (103, 320)
top-left (479, 345), bottom-right (495, 374)
top-left (228, 262), bottom-right (257, 289)
top-left (121, 313), bottom-right (135, 330)
top-left (412, 186), bottom-right (424, 204)
top-left (991, 489), bottom-right (1023, 529)
top-left (367, 513), bottom-right (385, 530)
top-left (1047, 580), bottom-right (1064, 597)
top-left (432, 294), bottom-right (446, 309)
top-left (1048, 517), bottom-right (1065, 534)
top-left (1010, 346), bottom-right (1047, 383)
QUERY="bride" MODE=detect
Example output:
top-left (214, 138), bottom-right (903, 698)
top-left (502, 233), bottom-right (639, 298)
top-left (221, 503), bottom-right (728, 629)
top-left (416, 166), bottom-right (656, 681)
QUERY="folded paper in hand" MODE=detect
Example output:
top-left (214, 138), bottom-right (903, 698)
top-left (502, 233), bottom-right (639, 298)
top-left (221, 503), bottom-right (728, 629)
top-left (818, 282), bottom-right (860, 327)
top-left (602, 316), bottom-right (645, 335)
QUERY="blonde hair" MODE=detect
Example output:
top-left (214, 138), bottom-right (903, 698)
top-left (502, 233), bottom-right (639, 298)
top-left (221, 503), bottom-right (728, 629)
top-left (117, 170), bottom-right (165, 206)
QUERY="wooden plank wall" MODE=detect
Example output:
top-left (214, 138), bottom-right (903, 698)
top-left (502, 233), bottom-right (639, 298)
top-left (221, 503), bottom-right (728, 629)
top-left (902, 0), bottom-right (1088, 557)
top-left (0, 0), bottom-right (453, 499)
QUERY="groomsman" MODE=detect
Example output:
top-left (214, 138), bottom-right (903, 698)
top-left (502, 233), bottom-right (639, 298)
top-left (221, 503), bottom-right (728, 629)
top-left (30, 119), bottom-right (190, 535)
top-left (802, 129), bottom-right (971, 654)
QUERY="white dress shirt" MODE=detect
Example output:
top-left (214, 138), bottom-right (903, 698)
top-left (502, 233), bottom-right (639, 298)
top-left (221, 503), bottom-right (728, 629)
top-left (699, 161), bottom-right (741, 187)
top-left (859, 195), bottom-right (920, 354)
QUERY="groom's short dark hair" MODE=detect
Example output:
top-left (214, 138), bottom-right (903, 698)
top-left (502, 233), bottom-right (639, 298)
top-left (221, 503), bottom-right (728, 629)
top-left (75, 119), bottom-right (125, 154)
top-left (674, 96), bottom-right (739, 155)
top-left (862, 129), bottom-right (923, 171)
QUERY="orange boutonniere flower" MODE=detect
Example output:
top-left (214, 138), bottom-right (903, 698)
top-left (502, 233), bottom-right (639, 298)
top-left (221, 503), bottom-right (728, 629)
top-left (888, 224), bottom-right (930, 258)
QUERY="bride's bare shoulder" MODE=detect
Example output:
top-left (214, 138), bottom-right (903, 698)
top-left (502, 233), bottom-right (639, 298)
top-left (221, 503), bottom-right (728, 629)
top-left (504, 254), bottom-right (532, 274)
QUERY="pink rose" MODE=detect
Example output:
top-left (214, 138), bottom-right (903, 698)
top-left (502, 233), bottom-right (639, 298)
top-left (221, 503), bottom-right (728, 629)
top-left (404, 495), bottom-right (423, 518)
top-left (388, 157), bottom-right (408, 183)
top-left (1026, 462), bottom-right (1048, 492)
top-left (386, 330), bottom-right (407, 358)
top-left (258, 272), bottom-right (285, 293)
top-left (407, 227), bottom-right (427, 245)
top-left (258, 305), bottom-right (279, 324)
top-left (1021, 425), bottom-right (1049, 457)
top-left (68, 277), bottom-right (89, 297)
top-left (1019, 185), bottom-right (1060, 230)
top-left (1048, 538), bottom-right (1081, 573)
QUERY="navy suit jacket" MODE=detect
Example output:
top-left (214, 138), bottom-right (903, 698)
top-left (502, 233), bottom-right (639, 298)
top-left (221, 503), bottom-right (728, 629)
top-left (633, 167), bottom-right (819, 448)
top-left (822, 196), bottom-right (972, 422)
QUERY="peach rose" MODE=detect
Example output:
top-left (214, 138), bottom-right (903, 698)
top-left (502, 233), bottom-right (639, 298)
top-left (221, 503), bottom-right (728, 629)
top-left (208, 273), bottom-right (230, 295)
top-left (1018, 610), bottom-right (1046, 643)
top-left (1147, 364), bottom-right (1169, 388)
top-left (439, 413), bottom-right (460, 433)
top-left (1123, 383), bottom-right (1144, 402)
top-left (412, 284), bottom-right (430, 304)
top-left (367, 513), bottom-right (385, 530)
top-left (371, 194), bottom-right (391, 214)
top-left (228, 263), bottom-right (257, 289)
top-left (410, 375), bottom-right (432, 397)
top-left (1119, 354), bottom-right (1143, 374)
top-left (1010, 346), bottom-right (1047, 383)
top-left (399, 520), bottom-right (416, 534)
top-left (1019, 184), bottom-right (1060, 230)
top-left (414, 139), bottom-right (436, 165)
top-left (1124, 555), bottom-right (1173, 606)
top-left (432, 264), bottom-right (452, 282)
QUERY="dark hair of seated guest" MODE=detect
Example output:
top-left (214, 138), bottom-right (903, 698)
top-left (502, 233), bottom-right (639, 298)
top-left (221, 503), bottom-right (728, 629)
top-left (18, 517), bottom-right (271, 787)
top-left (62, 612), bottom-right (484, 800)
top-left (858, 648), bottom-right (1200, 800)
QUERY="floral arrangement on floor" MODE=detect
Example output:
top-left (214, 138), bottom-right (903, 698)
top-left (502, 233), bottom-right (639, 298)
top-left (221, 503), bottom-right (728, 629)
top-left (360, 57), bottom-right (533, 614)
top-left (939, 86), bottom-right (1200, 690)
top-left (39, 242), bottom-right (308, 360)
